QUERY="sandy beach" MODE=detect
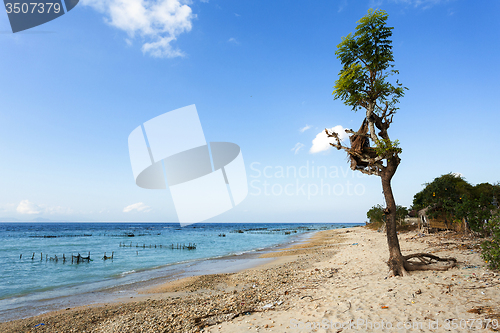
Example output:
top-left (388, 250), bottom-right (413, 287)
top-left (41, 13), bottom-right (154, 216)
top-left (1, 226), bottom-right (499, 333)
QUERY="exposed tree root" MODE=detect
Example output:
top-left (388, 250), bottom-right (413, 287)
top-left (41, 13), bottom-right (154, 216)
top-left (403, 253), bottom-right (457, 271)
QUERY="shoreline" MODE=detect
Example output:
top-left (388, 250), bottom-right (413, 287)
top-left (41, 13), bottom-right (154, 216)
top-left (0, 226), bottom-right (349, 332)
top-left (3, 226), bottom-right (498, 332)
top-left (0, 227), bottom-right (320, 323)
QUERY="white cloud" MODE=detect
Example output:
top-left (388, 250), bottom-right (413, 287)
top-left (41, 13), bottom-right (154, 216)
top-left (17, 200), bottom-right (42, 214)
top-left (451, 172), bottom-right (463, 178)
top-left (123, 202), bottom-right (151, 213)
top-left (228, 37), bottom-right (239, 44)
top-left (310, 126), bottom-right (348, 154)
top-left (82, 0), bottom-right (195, 58)
top-left (291, 143), bottom-right (305, 154)
top-left (200, 0), bottom-right (209, 3)
top-left (389, 0), bottom-right (450, 8)
top-left (234, 13), bottom-right (240, 17)
top-left (299, 124), bottom-right (312, 133)
top-left (16, 200), bottom-right (74, 215)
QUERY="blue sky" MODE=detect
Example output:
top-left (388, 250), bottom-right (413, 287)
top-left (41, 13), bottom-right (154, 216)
top-left (1, 0), bottom-right (499, 223)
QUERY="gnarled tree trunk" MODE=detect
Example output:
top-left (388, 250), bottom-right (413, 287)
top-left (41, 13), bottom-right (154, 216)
top-left (381, 155), bottom-right (406, 276)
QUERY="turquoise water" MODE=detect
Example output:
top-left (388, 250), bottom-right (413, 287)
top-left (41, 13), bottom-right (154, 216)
top-left (0, 222), bottom-right (361, 320)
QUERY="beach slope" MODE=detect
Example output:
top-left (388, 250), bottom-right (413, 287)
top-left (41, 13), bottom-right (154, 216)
top-left (1, 227), bottom-right (499, 332)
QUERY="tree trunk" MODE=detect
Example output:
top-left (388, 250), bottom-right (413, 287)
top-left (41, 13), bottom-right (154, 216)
top-left (381, 157), bottom-right (406, 276)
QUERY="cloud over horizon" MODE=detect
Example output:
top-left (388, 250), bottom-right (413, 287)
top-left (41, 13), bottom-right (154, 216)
top-left (123, 202), bottom-right (151, 213)
top-left (16, 200), bottom-right (73, 215)
top-left (17, 200), bottom-right (41, 214)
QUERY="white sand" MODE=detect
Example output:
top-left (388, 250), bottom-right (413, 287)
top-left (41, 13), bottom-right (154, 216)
top-left (207, 227), bottom-right (500, 333)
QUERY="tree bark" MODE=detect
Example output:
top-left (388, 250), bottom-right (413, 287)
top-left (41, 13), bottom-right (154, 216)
top-left (381, 156), bottom-right (406, 276)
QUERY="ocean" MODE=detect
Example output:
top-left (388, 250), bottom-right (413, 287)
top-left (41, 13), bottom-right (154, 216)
top-left (0, 222), bottom-right (361, 321)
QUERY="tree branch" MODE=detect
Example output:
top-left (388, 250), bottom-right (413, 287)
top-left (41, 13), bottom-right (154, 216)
top-left (326, 128), bottom-right (385, 176)
top-left (364, 103), bottom-right (380, 143)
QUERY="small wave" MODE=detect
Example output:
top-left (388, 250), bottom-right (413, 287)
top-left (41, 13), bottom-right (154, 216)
top-left (120, 270), bottom-right (136, 276)
top-left (232, 247), bottom-right (264, 256)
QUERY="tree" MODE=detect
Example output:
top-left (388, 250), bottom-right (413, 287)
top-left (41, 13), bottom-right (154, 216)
top-left (413, 174), bottom-right (500, 234)
top-left (396, 205), bottom-right (409, 225)
top-left (481, 211), bottom-right (500, 270)
top-left (327, 9), bottom-right (455, 275)
top-left (367, 204), bottom-right (408, 225)
top-left (367, 204), bottom-right (385, 224)
top-left (412, 173), bottom-right (472, 220)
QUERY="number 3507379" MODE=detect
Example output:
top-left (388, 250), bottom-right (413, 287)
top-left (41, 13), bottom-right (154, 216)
top-left (5, 3), bottom-right (61, 14)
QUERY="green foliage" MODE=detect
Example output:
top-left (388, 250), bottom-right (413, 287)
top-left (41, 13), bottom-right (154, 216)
top-left (374, 138), bottom-right (402, 157)
top-left (457, 195), bottom-right (496, 234)
top-left (367, 204), bottom-right (385, 223)
top-left (366, 204), bottom-right (408, 225)
top-left (481, 212), bottom-right (500, 270)
top-left (396, 205), bottom-right (409, 224)
top-left (332, 9), bottom-right (407, 113)
top-left (412, 173), bottom-right (500, 233)
top-left (412, 174), bottom-right (467, 211)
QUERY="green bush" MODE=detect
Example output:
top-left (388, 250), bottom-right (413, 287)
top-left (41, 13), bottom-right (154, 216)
top-left (481, 212), bottom-right (500, 270)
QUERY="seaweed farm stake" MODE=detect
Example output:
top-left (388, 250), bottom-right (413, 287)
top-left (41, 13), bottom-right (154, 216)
top-left (102, 252), bottom-right (114, 260)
